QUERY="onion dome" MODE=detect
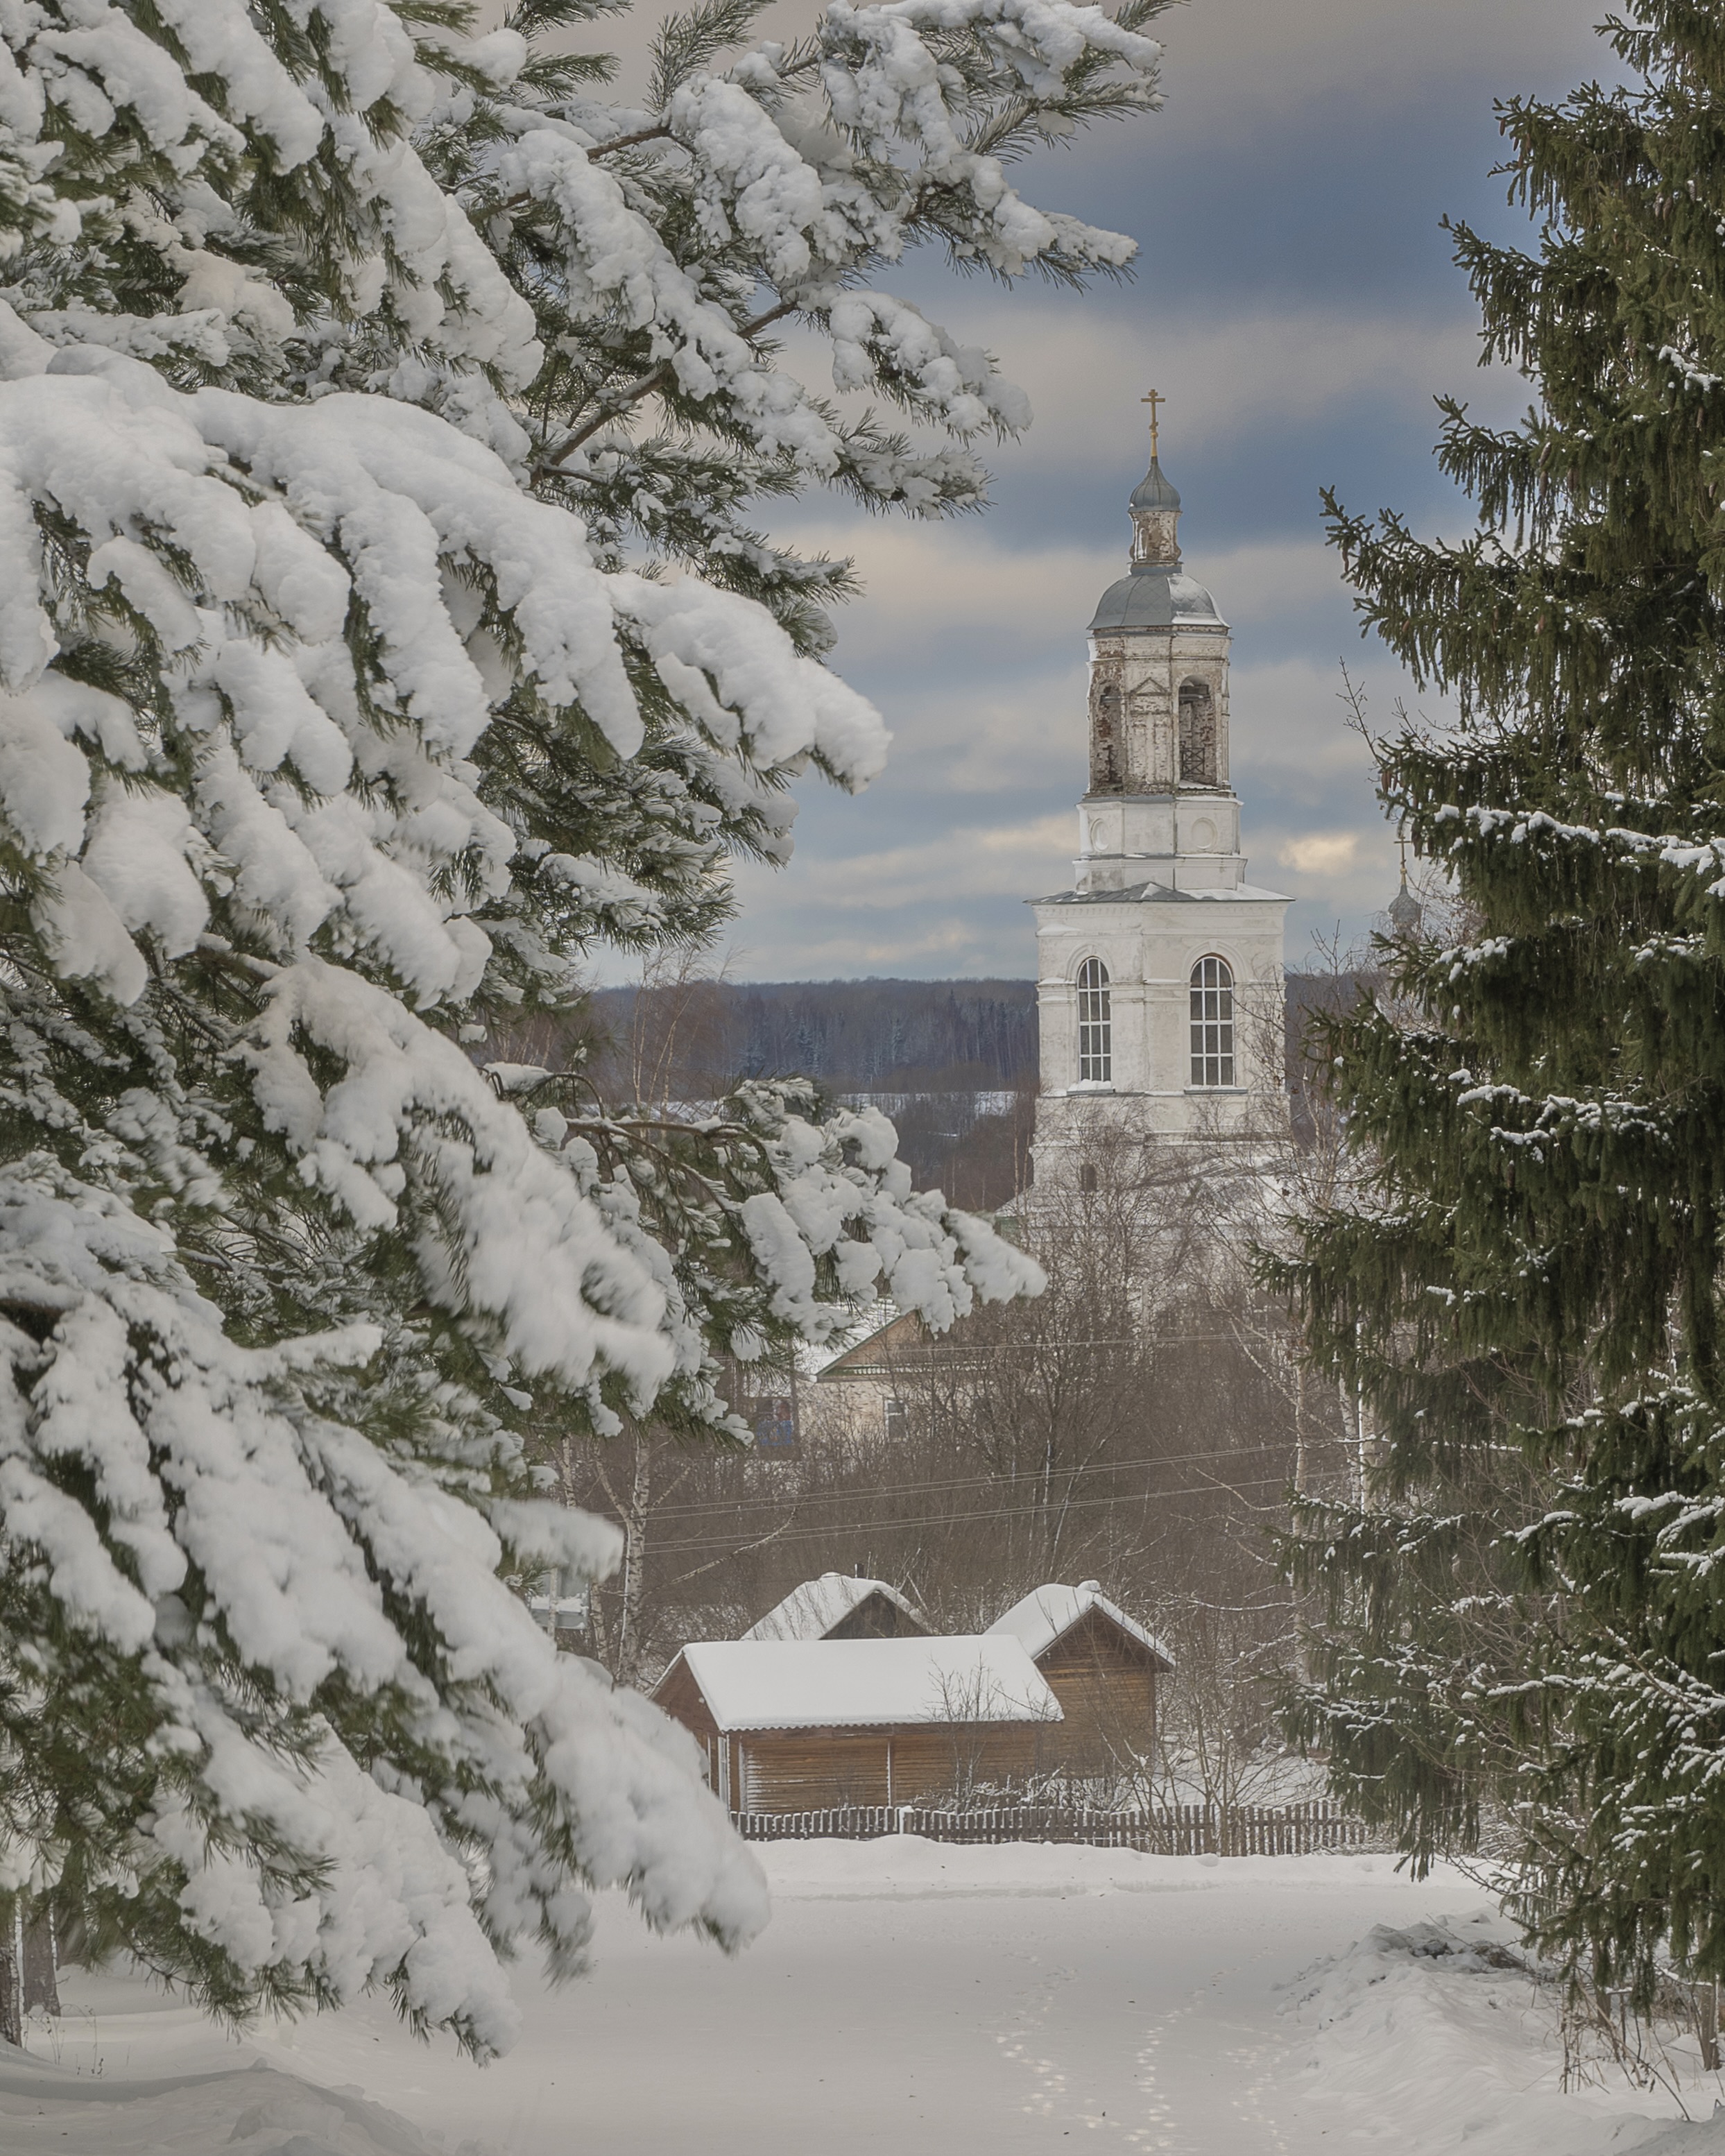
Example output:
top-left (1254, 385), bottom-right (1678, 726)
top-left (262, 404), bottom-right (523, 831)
top-left (1388, 864), bottom-right (1423, 936)
top-left (1380, 875), bottom-right (1423, 935)
top-left (1129, 459), bottom-right (1181, 517)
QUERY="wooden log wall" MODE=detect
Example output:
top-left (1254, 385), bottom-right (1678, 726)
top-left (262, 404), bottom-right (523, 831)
top-left (732, 1723), bottom-right (1054, 1811)
top-left (1034, 1608), bottom-right (1160, 1776)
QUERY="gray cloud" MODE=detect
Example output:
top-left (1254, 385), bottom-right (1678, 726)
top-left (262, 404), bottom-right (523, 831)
top-left (774, 295), bottom-right (1527, 499)
top-left (1150, 0), bottom-right (1608, 119)
top-left (566, 0), bottom-right (1610, 982)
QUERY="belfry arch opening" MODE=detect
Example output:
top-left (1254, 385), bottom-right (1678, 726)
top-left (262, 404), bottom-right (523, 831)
top-left (1090, 680), bottom-right (1122, 793)
top-left (1178, 679), bottom-right (1216, 785)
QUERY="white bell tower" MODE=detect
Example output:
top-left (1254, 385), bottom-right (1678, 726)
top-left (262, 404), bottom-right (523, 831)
top-left (1029, 407), bottom-right (1290, 1192)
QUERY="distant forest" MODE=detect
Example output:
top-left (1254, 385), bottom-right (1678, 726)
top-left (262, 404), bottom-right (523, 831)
top-left (588, 975), bottom-right (1038, 1095)
top-left (576, 971), bottom-right (1358, 1095)
top-left (493, 971), bottom-right (1364, 1213)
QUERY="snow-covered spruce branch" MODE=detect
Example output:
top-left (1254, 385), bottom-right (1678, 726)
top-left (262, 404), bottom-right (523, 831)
top-left (0, 0), bottom-right (1113, 2057)
top-left (473, 0), bottom-right (1165, 624)
top-left (535, 298), bottom-right (803, 474)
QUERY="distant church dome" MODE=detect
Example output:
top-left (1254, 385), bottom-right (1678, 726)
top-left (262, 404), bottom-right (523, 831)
top-left (1128, 461), bottom-right (1181, 515)
top-left (1388, 872), bottom-right (1423, 936)
top-left (1387, 835), bottom-right (1423, 936)
top-left (1088, 450), bottom-right (1225, 633)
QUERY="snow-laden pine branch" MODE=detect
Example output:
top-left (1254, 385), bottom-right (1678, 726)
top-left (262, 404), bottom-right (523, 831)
top-left (0, 0), bottom-right (1156, 2056)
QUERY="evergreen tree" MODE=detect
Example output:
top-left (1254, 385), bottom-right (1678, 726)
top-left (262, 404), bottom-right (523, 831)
top-left (1276, 0), bottom-right (1725, 2008)
top-left (0, 0), bottom-right (1162, 2053)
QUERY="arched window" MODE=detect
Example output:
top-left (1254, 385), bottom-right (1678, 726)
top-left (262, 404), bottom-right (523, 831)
top-left (1076, 957), bottom-right (1111, 1083)
top-left (1178, 680), bottom-right (1216, 785)
top-left (1190, 956), bottom-right (1235, 1086)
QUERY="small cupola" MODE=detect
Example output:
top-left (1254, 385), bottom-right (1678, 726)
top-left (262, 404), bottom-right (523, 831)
top-left (1387, 873), bottom-right (1422, 937)
top-left (1129, 456), bottom-right (1181, 566)
top-left (1388, 832), bottom-right (1423, 936)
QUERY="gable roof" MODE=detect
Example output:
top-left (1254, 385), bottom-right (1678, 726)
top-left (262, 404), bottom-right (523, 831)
top-left (988, 1582), bottom-right (1174, 1670)
top-left (814, 1308), bottom-right (926, 1383)
top-left (741, 1572), bottom-right (926, 1642)
top-left (663, 1636), bottom-right (1062, 1733)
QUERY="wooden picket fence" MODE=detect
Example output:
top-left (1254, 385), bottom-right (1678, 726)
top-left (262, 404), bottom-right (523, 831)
top-left (732, 1799), bottom-right (1384, 1856)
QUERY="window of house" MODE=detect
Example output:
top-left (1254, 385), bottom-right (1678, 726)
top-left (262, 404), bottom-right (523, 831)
top-left (1076, 957), bottom-right (1112, 1083)
top-left (1178, 681), bottom-right (1216, 785)
top-left (1079, 1161), bottom-right (1099, 1195)
top-left (884, 1396), bottom-right (908, 1440)
top-left (751, 1394), bottom-right (797, 1454)
top-left (1190, 955), bottom-right (1235, 1086)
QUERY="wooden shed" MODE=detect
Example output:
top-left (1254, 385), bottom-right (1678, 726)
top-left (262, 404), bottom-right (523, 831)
top-left (988, 1582), bottom-right (1174, 1777)
top-left (651, 1636), bottom-right (1061, 1813)
top-left (741, 1572), bottom-right (929, 1643)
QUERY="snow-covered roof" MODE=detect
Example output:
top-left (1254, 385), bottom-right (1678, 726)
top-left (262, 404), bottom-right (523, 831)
top-left (988, 1582), bottom-right (1174, 1670)
top-left (812, 1306), bottom-right (923, 1383)
top-left (741, 1572), bottom-right (925, 1642)
top-left (673, 1636), bottom-right (1063, 1733)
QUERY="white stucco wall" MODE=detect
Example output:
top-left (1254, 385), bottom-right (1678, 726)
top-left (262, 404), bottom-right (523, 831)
top-left (1031, 893), bottom-right (1287, 1146)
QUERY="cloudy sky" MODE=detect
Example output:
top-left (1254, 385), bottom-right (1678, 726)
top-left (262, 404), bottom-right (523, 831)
top-left (698, 0), bottom-right (1613, 982)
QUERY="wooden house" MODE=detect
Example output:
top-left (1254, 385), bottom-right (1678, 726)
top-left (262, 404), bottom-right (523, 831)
top-left (988, 1581), bottom-right (1174, 1777)
top-left (808, 1307), bottom-right (990, 1443)
top-left (650, 1635), bottom-right (1061, 1813)
top-left (807, 1308), bottom-right (925, 1444)
top-left (741, 1572), bottom-right (929, 1643)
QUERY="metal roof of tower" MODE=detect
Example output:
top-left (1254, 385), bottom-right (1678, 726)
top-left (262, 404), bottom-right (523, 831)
top-left (1088, 568), bottom-right (1225, 631)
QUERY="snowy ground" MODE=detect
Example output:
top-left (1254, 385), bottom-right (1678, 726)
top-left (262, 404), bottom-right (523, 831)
top-left (6, 1839), bottom-right (1725, 2155)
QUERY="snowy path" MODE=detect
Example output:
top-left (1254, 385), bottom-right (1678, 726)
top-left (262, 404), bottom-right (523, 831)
top-left (15, 1843), bottom-right (1723, 2155)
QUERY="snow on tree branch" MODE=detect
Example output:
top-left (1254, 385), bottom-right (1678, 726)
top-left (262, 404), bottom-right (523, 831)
top-left (0, 0), bottom-right (1136, 2057)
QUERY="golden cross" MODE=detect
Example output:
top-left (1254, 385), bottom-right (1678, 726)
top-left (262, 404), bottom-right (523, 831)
top-left (1141, 387), bottom-right (1165, 458)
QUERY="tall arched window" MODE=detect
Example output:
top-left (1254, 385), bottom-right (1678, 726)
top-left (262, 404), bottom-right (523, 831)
top-left (1076, 958), bottom-right (1112, 1083)
top-left (1190, 956), bottom-right (1235, 1086)
top-left (1178, 680), bottom-right (1216, 785)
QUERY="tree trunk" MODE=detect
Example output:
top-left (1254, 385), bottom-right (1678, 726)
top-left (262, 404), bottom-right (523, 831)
top-left (614, 1428), bottom-right (652, 1682)
top-left (0, 1922), bottom-right (18, 2049)
top-left (1294, 1362), bottom-right (1307, 1497)
top-left (22, 1913), bottom-right (57, 2017)
top-left (591, 1420), bottom-right (654, 1686)
top-left (0, 1903), bottom-right (57, 2042)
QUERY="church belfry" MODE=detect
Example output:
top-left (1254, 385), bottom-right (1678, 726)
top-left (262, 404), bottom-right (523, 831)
top-left (1029, 407), bottom-right (1290, 1188)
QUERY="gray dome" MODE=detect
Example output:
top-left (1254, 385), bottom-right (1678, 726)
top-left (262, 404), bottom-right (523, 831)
top-left (1088, 565), bottom-right (1226, 633)
top-left (1128, 456), bottom-right (1181, 513)
top-left (1388, 878), bottom-right (1423, 934)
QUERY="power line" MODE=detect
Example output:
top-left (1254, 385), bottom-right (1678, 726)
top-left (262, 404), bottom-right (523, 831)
top-left (646, 1470), bottom-right (1297, 1559)
top-left (572, 1435), bottom-right (1329, 1523)
top-left (812, 1327), bottom-right (1291, 1362)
